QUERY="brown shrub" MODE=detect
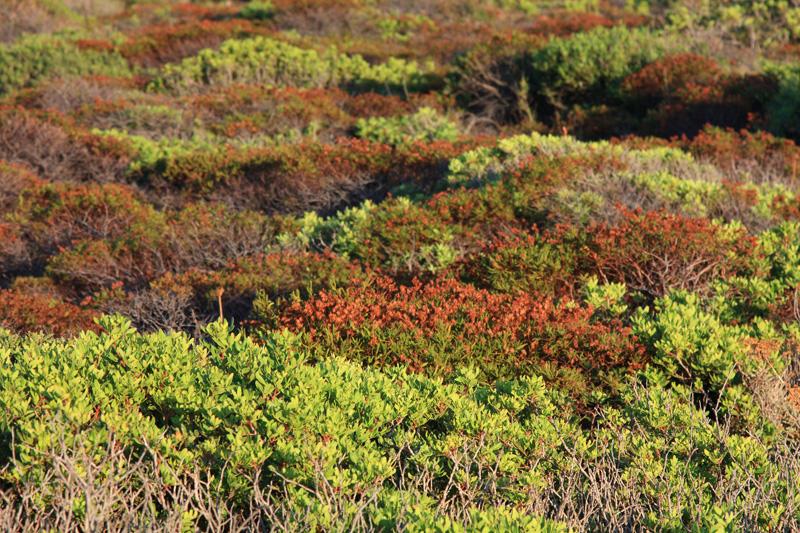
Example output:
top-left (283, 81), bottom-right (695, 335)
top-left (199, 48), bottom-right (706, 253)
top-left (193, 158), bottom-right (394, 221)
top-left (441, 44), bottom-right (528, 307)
top-left (0, 107), bottom-right (131, 183)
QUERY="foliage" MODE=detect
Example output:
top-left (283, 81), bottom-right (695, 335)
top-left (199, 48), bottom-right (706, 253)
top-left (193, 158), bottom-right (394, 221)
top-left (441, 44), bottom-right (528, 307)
top-left (5, 1), bottom-right (800, 529)
top-left (527, 25), bottom-right (668, 108)
top-left (1, 318), bottom-right (798, 529)
top-left (584, 209), bottom-right (756, 297)
top-left (0, 34), bottom-right (130, 95)
top-left (355, 107), bottom-right (459, 145)
top-left (152, 36), bottom-right (431, 94)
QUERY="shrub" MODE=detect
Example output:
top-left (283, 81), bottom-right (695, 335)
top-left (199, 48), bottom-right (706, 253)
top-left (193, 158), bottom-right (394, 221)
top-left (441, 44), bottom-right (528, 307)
top-left (138, 249), bottom-right (360, 328)
top-left (0, 35), bottom-right (130, 95)
top-left (286, 197), bottom-right (461, 275)
top-left (152, 36), bottom-right (430, 94)
top-left (468, 227), bottom-right (578, 296)
top-left (165, 203), bottom-right (274, 271)
top-left (0, 317), bottom-right (797, 529)
top-left (0, 160), bottom-right (42, 212)
top-left (527, 25), bottom-right (667, 109)
top-left (685, 126), bottom-right (800, 183)
top-left (764, 62), bottom-right (800, 140)
top-left (280, 275), bottom-right (646, 388)
top-left (621, 53), bottom-right (722, 108)
top-left (12, 182), bottom-right (164, 258)
top-left (529, 10), bottom-right (645, 37)
top-left (632, 292), bottom-right (782, 395)
top-left (121, 19), bottom-right (263, 67)
top-left (240, 0), bottom-right (275, 20)
top-left (584, 209), bottom-right (756, 297)
top-left (0, 289), bottom-right (98, 336)
top-left (355, 107), bottom-right (459, 145)
top-left (448, 37), bottom-right (537, 125)
top-left (0, 108), bottom-right (132, 183)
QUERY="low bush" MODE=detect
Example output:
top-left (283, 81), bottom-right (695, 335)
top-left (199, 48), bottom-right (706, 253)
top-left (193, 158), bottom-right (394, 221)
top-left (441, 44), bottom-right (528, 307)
top-left (121, 19), bottom-right (265, 68)
top-left (584, 209), bottom-right (756, 297)
top-left (0, 35), bottom-right (130, 95)
top-left (468, 227), bottom-right (578, 296)
top-left (152, 36), bottom-right (431, 94)
top-left (621, 53), bottom-right (722, 108)
top-left (763, 62), bottom-right (800, 140)
top-left (280, 275), bottom-right (646, 390)
top-left (286, 197), bottom-right (461, 275)
top-left (354, 107), bottom-right (459, 145)
top-left (0, 107), bottom-right (132, 183)
top-left (448, 37), bottom-right (537, 126)
top-left (0, 289), bottom-right (98, 336)
top-left (527, 25), bottom-right (668, 110)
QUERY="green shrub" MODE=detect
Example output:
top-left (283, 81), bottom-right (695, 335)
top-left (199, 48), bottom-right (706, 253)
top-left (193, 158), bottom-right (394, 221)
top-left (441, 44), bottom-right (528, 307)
top-left (152, 36), bottom-right (431, 94)
top-left (632, 291), bottom-right (783, 394)
top-left (240, 0), bottom-right (274, 20)
top-left (355, 107), bottom-right (459, 146)
top-left (528, 26), bottom-right (667, 108)
top-left (1, 317), bottom-right (798, 529)
top-left (0, 34), bottom-right (130, 95)
top-left (284, 197), bottom-right (460, 275)
top-left (665, 0), bottom-right (800, 48)
top-left (765, 62), bottom-right (800, 139)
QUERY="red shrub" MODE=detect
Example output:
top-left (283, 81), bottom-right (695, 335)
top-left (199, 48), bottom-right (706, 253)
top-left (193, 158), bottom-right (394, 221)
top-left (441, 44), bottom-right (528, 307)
top-left (45, 236), bottom-right (170, 293)
top-left (530, 11), bottom-right (645, 37)
top-left (622, 54), bottom-right (722, 105)
top-left (280, 275), bottom-right (646, 378)
top-left (584, 208), bottom-right (756, 296)
top-left (0, 223), bottom-right (30, 278)
top-left (16, 182), bottom-right (162, 253)
top-left (74, 39), bottom-right (116, 52)
top-left (0, 289), bottom-right (99, 336)
top-left (685, 127), bottom-right (800, 182)
top-left (343, 92), bottom-right (416, 118)
top-left (122, 20), bottom-right (266, 67)
top-left (621, 56), bottom-right (772, 137)
top-left (0, 160), bottom-right (43, 211)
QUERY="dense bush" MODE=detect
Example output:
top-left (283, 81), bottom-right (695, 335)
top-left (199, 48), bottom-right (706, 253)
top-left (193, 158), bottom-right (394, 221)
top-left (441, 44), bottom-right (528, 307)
top-left (527, 25), bottom-right (668, 110)
top-left (354, 107), bottom-right (459, 145)
top-left (0, 107), bottom-right (132, 182)
top-left (0, 35), bottom-right (130, 95)
top-left (1, 318), bottom-right (798, 530)
top-left (152, 36), bottom-right (431, 94)
top-left (280, 275), bottom-right (646, 391)
top-left (584, 209), bottom-right (756, 297)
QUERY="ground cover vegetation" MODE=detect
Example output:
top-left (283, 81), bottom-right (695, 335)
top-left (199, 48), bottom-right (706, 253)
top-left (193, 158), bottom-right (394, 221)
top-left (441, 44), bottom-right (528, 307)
top-left (4, 0), bottom-right (800, 530)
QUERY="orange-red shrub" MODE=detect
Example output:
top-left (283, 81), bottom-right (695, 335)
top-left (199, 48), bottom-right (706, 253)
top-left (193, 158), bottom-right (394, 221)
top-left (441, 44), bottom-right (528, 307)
top-left (0, 289), bottom-right (99, 336)
top-left (622, 54), bottom-right (722, 106)
top-left (584, 209), bottom-right (756, 296)
top-left (529, 11), bottom-right (645, 37)
top-left (122, 19), bottom-right (267, 67)
top-left (0, 107), bottom-right (132, 182)
top-left (280, 275), bottom-right (646, 381)
top-left (685, 127), bottom-right (800, 181)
